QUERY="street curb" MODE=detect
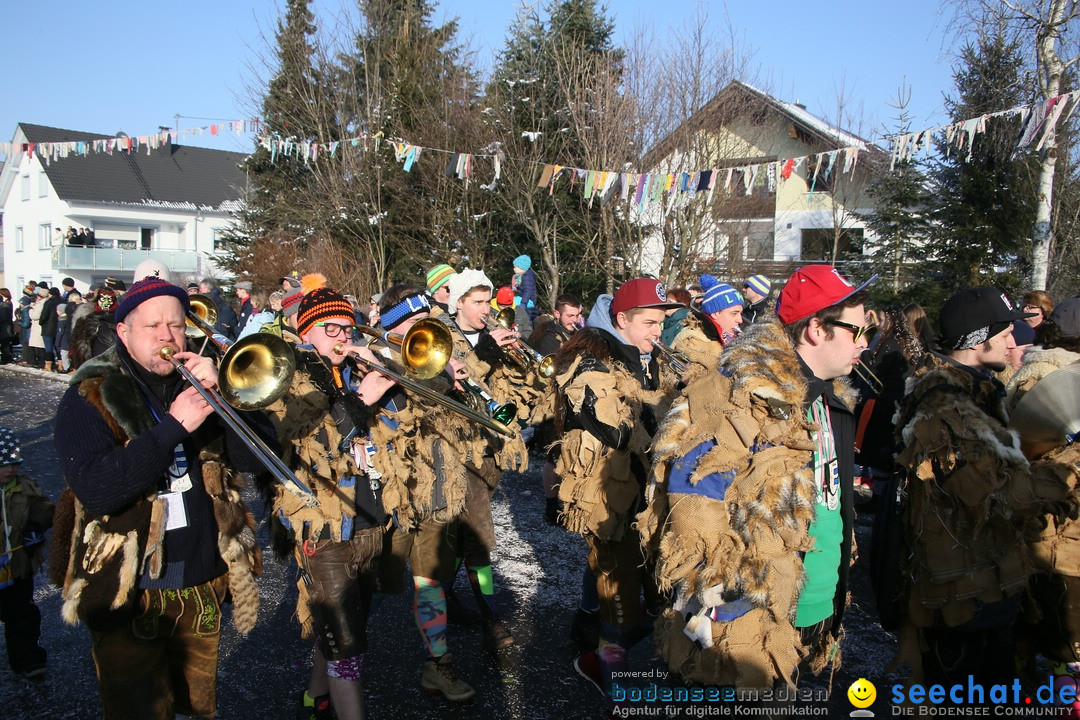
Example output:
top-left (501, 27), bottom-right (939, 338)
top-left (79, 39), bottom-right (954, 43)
top-left (0, 364), bottom-right (71, 385)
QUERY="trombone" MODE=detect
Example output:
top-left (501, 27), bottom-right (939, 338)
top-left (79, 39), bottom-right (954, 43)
top-left (337, 320), bottom-right (515, 438)
top-left (651, 339), bottom-right (689, 377)
top-left (488, 307), bottom-right (556, 379)
top-left (159, 321), bottom-right (316, 506)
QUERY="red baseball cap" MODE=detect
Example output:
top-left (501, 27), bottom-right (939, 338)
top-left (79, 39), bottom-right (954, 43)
top-left (776, 265), bottom-right (876, 325)
top-left (496, 286), bottom-right (515, 306)
top-left (610, 278), bottom-right (683, 316)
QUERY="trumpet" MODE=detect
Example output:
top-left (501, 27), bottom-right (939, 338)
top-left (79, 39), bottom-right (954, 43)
top-left (334, 320), bottom-right (514, 438)
top-left (160, 320), bottom-right (316, 505)
top-left (651, 339), bottom-right (689, 376)
top-left (487, 308), bottom-right (556, 379)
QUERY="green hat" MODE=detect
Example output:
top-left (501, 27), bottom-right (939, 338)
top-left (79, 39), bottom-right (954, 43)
top-left (426, 264), bottom-right (456, 293)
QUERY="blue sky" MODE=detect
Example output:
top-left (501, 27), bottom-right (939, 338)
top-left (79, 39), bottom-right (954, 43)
top-left (1, 0), bottom-right (958, 159)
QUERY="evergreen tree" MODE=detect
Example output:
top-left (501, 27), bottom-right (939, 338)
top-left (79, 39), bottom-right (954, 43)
top-left (219, 0), bottom-right (322, 281)
top-left (858, 90), bottom-right (934, 301)
top-left (927, 26), bottom-right (1037, 293)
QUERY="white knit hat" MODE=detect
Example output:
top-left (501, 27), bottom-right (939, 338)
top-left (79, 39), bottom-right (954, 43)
top-left (446, 268), bottom-right (493, 316)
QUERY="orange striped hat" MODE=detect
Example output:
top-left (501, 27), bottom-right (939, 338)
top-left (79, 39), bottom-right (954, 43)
top-left (296, 274), bottom-right (355, 337)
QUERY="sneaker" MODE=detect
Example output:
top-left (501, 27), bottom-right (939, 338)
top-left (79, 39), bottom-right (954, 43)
top-left (421, 653), bottom-right (476, 702)
top-left (484, 615), bottom-right (515, 651)
top-left (570, 607), bottom-right (601, 651)
top-left (296, 691), bottom-right (332, 720)
top-left (574, 650), bottom-right (604, 695)
top-left (445, 590), bottom-right (483, 626)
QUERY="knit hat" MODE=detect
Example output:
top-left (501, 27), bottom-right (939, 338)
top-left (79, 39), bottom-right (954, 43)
top-left (426, 264), bottom-right (457, 293)
top-left (446, 268), bottom-right (493, 316)
top-left (133, 258), bottom-right (172, 283)
top-left (744, 274), bottom-right (772, 297)
top-left (513, 255), bottom-right (532, 271)
top-left (186, 282), bottom-right (200, 292)
top-left (235, 281), bottom-right (253, 292)
top-left (380, 293), bottom-right (430, 330)
top-left (0, 427), bottom-right (22, 466)
top-left (776, 265), bottom-right (875, 325)
top-left (114, 277), bottom-right (190, 324)
top-left (62, 277), bottom-right (75, 288)
top-left (296, 274), bottom-right (355, 337)
top-left (281, 289), bottom-right (303, 318)
top-left (700, 275), bottom-right (744, 315)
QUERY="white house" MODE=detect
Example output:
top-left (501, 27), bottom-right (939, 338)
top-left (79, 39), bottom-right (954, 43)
top-left (0, 123), bottom-right (247, 294)
top-left (636, 82), bottom-right (886, 285)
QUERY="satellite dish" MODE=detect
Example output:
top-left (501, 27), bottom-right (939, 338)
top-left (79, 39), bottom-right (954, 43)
top-left (1009, 363), bottom-right (1080, 459)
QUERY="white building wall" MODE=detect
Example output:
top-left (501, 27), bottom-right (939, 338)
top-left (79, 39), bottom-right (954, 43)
top-left (1, 151), bottom-right (236, 294)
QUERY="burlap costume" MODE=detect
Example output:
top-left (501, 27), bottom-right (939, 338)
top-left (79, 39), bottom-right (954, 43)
top-left (892, 352), bottom-right (1070, 675)
top-left (263, 346), bottom-right (387, 641)
top-left (553, 332), bottom-right (675, 542)
top-left (639, 320), bottom-right (856, 689)
top-left (670, 309), bottom-right (726, 384)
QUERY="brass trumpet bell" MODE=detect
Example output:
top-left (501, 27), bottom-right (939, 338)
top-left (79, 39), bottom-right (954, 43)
top-left (218, 333), bottom-right (297, 410)
top-left (399, 319), bottom-right (454, 380)
top-left (186, 293), bottom-right (219, 338)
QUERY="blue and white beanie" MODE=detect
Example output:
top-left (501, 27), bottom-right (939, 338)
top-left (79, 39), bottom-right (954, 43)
top-left (700, 275), bottom-right (744, 315)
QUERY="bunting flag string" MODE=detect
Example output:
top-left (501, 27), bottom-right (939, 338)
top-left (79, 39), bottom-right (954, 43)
top-left (0, 118), bottom-right (262, 165)
top-left (3, 87), bottom-right (1077, 214)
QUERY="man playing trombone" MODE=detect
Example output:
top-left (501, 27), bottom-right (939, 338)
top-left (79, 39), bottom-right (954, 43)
top-left (52, 276), bottom-right (265, 720)
top-left (262, 275), bottom-right (398, 720)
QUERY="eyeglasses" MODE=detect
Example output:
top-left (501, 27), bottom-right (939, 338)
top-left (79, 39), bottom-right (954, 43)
top-left (828, 316), bottom-right (877, 343)
top-left (315, 322), bottom-right (354, 338)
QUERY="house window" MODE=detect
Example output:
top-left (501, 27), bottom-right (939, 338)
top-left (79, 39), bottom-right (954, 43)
top-left (213, 229), bottom-right (227, 252)
top-left (39, 223), bottom-right (52, 249)
top-left (800, 228), bottom-right (864, 261)
top-left (38, 171), bottom-right (48, 198)
top-left (21, 174), bottom-right (30, 201)
top-left (140, 227), bottom-right (155, 250)
top-left (15, 226), bottom-right (24, 252)
top-left (746, 231), bottom-right (775, 260)
top-left (805, 155), bottom-right (834, 192)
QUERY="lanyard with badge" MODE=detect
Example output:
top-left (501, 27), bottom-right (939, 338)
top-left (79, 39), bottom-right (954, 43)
top-left (807, 396), bottom-right (839, 511)
top-left (150, 406), bottom-right (191, 531)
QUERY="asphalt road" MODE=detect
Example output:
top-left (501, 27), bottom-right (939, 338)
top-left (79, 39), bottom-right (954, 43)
top-left (0, 365), bottom-right (901, 719)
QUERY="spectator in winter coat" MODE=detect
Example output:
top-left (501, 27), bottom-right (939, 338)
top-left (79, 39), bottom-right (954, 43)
top-left (0, 289), bottom-right (15, 364)
top-left (198, 279), bottom-right (239, 342)
top-left (511, 255), bottom-right (539, 322)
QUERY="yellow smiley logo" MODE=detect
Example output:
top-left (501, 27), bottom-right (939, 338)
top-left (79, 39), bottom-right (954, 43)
top-left (847, 678), bottom-right (876, 708)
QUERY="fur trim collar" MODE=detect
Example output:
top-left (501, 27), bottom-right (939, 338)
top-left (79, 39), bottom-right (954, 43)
top-left (71, 346), bottom-right (153, 442)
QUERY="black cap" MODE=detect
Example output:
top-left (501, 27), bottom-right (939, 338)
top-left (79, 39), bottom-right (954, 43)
top-left (939, 287), bottom-right (1036, 350)
top-left (1049, 297), bottom-right (1080, 338)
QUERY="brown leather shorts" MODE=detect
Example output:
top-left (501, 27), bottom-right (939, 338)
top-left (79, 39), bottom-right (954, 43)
top-left (299, 526), bottom-right (383, 660)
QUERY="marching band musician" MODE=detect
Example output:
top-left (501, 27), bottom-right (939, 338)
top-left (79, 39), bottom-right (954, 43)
top-left (366, 283), bottom-right (478, 702)
top-left (549, 278), bottom-right (681, 701)
top-left (262, 274), bottom-right (397, 720)
top-left (52, 277), bottom-right (264, 720)
top-left (438, 268), bottom-right (532, 651)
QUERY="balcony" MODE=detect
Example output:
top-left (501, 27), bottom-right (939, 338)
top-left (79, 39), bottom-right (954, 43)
top-left (51, 244), bottom-right (199, 273)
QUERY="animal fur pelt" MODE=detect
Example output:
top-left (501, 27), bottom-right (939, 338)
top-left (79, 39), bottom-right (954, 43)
top-left (56, 347), bottom-right (260, 634)
top-left (69, 310), bottom-right (116, 370)
top-left (640, 320), bottom-right (855, 688)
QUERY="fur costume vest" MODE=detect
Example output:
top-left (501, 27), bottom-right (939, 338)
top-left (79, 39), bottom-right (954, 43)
top-left (53, 347), bottom-right (260, 634)
top-left (639, 320), bottom-right (857, 688)
top-left (894, 353), bottom-right (1060, 639)
top-left (553, 327), bottom-right (676, 542)
top-left (1, 470), bottom-right (54, 579)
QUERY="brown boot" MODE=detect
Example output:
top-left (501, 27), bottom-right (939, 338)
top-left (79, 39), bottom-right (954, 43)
top-left (44, 361), bottom-right (53, 372)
